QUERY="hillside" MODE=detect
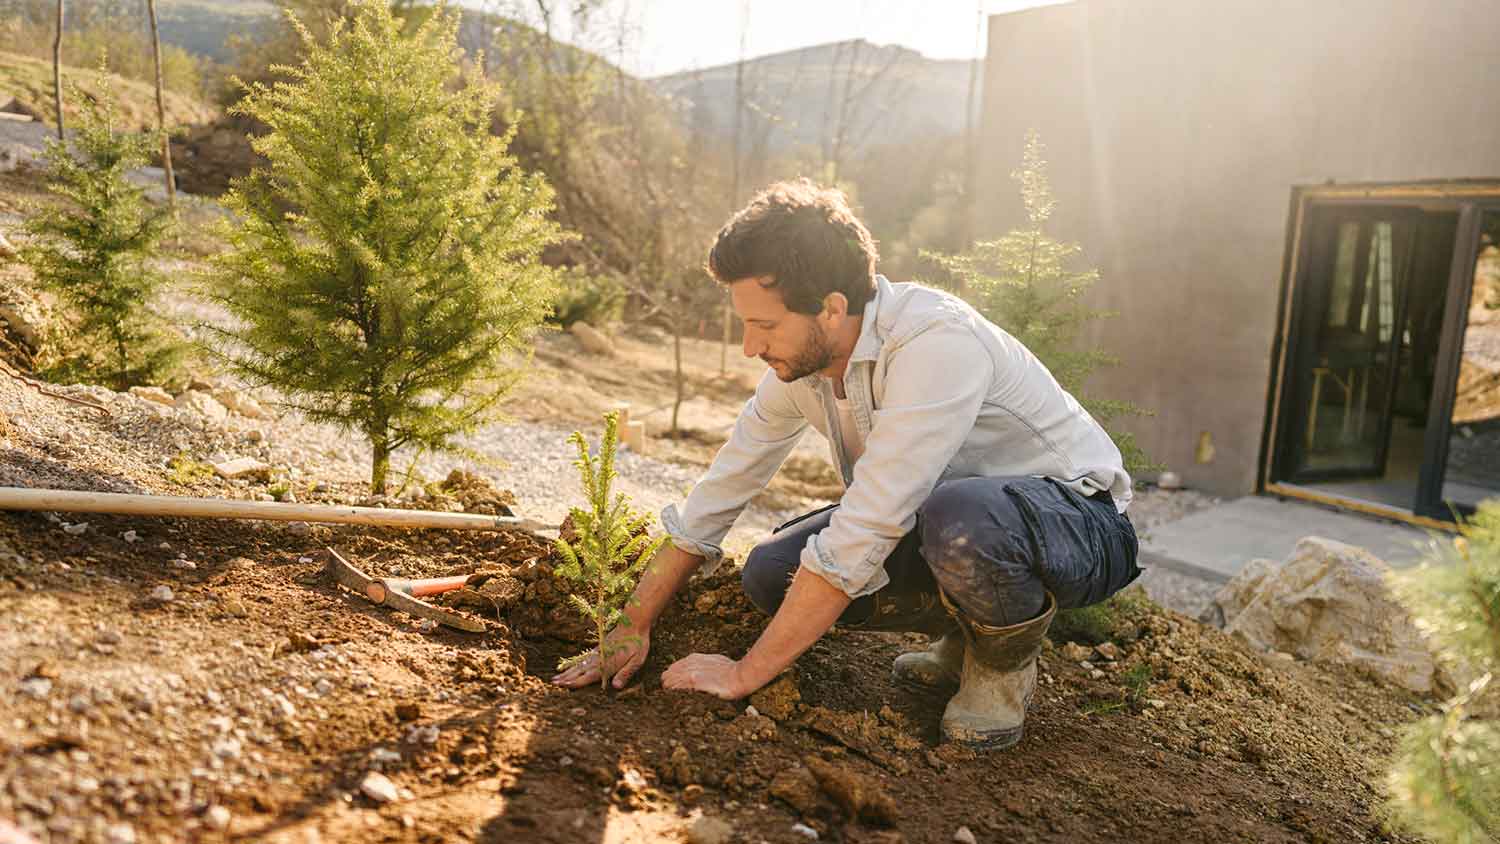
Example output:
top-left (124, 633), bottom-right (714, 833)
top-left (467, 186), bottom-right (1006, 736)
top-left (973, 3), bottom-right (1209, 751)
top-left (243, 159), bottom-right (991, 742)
top-left (652, 39), bottom-right (978, 153)
top-left (0, 50), bottom-right (217, 133)
top-left (156, 0), bottom-right (276, 62)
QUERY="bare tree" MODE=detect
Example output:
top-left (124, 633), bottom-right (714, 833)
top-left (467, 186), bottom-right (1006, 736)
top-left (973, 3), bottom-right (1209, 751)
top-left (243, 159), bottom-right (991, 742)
top-left (721, 0), bottom-right (749, 375)
top-left (144, 0), bottom-right (174, 210)
top-left (819, 39), bottom-right (910, 184)
top-left (52, 0), bottom-right (63, 138)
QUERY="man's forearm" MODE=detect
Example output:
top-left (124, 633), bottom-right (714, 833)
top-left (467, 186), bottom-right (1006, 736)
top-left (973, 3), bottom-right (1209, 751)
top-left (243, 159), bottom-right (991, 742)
top-left (735, 566), bottom-right (851, 691)
top-left (625, 543), bottom-right (703, 630)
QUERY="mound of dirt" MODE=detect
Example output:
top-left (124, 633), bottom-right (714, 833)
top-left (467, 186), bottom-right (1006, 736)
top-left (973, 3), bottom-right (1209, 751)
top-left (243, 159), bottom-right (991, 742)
top-left (0, 366), bottom-right (1429, 844)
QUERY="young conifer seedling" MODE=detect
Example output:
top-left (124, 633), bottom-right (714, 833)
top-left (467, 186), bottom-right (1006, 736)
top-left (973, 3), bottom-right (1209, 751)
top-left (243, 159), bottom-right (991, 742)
top-left (555, 411), bottom-right (667, 690)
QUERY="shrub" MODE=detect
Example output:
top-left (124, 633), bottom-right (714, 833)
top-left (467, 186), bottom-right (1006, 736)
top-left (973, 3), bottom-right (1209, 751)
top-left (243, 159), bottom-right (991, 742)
top-left (205, 0), bottom-right (564, 493)
top-left (21, 66), bottom-right (182, 391)
top-left (1386, 503), bottom-right (1499, 843)
top-left (549, 267), bottom-right (626, 328)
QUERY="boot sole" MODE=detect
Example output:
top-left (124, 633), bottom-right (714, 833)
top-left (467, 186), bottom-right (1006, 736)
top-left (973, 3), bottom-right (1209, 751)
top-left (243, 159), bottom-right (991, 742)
top-left (942, 721), bottom-right (1025, 751)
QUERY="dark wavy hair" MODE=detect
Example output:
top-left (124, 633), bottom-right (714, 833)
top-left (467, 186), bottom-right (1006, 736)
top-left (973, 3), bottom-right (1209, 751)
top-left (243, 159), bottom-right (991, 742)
top-left (706, 179), bottom-right (878, 315)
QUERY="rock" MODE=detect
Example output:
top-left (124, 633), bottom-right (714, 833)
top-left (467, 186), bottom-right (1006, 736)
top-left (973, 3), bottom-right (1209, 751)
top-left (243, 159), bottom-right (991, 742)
top-left (122, 530), bottom-right (139, 543)
top-left (212, 737), bottom-right (242, 761)
top-left (1199, 557), bottom-right (1278, 628)
top-left (213, 457), bottom-right (271, 481)
top-left (19, 677), bottom-right (52, 699)
top-left (0, 230), bottom-right (15, 260)
top-left (749, 672), bottom-right (802, 721)
top-left (149, 585), bottom-right (175, 603)
top-left (0, 288), bottom-right (46, 350)
top-left (568, 321), bottom-right (616, 356)
top-left (953, 827), bottom-right (977, 844)
top-left (271, 694), bottom-right (296, 719)
top-left (769, 766), bottom-right (823, 816)
top-left (188, 375), bottom-right (220, 392)
top-left (62, 522), bottom-right (88, 535)
top-left (174, 390), bottom-right (229, 423)
top-left (685, 813), bottom-right (732, 844)
top-left (1059, 642), bottom-right (1092, 662)
top-left (1222, 537), bottom-right (1443, 693)
top-left (805, 756), bottom-right (898, 826)
top-left (128, 386), bottom-right (174, 407)
top-left (1094, 642), bottom-right (1122, 661)
top-left (212, 387), bottom-right (270, 420)
top-left (1157, 471), bottom-right (1182, 490)
top-left (791, 823), bottom-right (820, 840)
top-left (104, 823), bottom-right (136, 844)
top-left (359, 771), bottom-right (399, 804)
top-left (204, 805), bottom-right (231, 831)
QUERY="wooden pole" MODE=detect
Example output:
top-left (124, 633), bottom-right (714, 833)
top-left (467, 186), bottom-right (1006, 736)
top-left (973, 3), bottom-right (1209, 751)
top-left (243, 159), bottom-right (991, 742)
top-left (0, 486), bottom-right (542, 531)
top-left (145, 0), bottom-right (176, 210)
top-left (52, 0), bottom-right (65, 140)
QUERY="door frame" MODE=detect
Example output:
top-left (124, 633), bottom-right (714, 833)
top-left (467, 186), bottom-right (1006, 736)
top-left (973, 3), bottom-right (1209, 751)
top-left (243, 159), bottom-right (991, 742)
top-left (1258, 181), bottom-right (1500, 528)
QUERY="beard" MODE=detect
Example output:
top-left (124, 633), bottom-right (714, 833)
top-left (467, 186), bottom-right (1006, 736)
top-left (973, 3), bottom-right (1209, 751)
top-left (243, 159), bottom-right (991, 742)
top-left (764, 320), bottom-right (835, 382)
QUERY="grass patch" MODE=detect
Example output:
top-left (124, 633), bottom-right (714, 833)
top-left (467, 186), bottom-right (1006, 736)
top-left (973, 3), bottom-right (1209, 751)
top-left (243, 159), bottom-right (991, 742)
top-left (167, 452), bottom-right (215, 486)
top-left (1050, 586), bottom-right (1154, 645)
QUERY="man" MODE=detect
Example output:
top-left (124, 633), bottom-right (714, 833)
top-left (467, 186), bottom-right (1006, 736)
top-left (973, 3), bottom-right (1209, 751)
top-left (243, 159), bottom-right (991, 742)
top-left (554, 180), bottom-right (1140, 750)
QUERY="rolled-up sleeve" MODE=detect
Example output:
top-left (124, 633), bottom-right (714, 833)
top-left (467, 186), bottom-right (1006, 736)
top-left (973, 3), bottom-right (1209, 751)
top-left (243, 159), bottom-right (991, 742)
top-left (799, 319), bottom-right (993, 598)
top-left (662, 369), bottom-right (808, 575)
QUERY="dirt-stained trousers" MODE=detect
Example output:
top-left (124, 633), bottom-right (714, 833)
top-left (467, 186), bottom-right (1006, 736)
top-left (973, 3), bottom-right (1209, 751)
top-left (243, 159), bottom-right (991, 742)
top-left (740, 476), bottom-right (1141, 628)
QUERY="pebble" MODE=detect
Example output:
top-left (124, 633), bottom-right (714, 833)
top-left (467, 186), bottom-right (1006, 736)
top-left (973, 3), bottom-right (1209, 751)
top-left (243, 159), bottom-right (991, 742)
top-left (359, 771), bottom-right (400, 804)
top-left (104, 823), bottom-right (136, 844)
top-left (314, 678), bottom-right (334, 696)
top-left (1059, 642), bottom-right (1092, 662)
top-left (212, 737), bottom-right (243, 761)
top-left (158, 541), bottom-right (171, 550)
top-left (1146, 698), bottom-right (1167, 709)
top-left (122, 530), bottom-right (139, 543)
top-left (171, 559), bottom-right (198, 571)
top-left (204, 805), bottom-right (232, 831)
top-left (271, 694), bottom-right (297, 719)
top-left (19, 677), bottom-right (52, 699)
top-left (1090, 669), bottom-right (1106, 680)
top-left (370, 748), bottom-right (402, 767)
top-left (149, 585), bottom-right (175, 602)
top-left (953, 827), bottom-right (978, 844)
top-left (1094, 642), bottom-right (1122, 661)
top-left (686, 814), bottom-right (733, 844)
top-left (405, 724), bottom-right (439, 745)
top-left (791, 823), bottom-right (820, 840)
top-left (621, 768), bottom-right (647, 791)
top-left (97, 629), bottom-right (122, 645)
top-left (744, 704), bottom-right (760, 718)
top-left (62, 522), bottom-right (89, 535)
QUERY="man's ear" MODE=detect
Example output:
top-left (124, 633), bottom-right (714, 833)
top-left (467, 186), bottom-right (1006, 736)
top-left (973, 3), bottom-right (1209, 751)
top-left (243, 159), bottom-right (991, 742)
top-left (821, 292), bottom-right (849, 323)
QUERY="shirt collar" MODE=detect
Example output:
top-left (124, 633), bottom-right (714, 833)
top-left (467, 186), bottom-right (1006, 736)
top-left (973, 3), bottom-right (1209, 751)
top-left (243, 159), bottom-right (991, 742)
top-left (848, 274), bottom-right (891, 364)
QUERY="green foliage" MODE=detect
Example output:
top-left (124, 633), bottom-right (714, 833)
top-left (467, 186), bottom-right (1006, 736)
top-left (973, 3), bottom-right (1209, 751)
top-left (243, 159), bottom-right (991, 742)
top-left (204, 0), bottom-right (565, 493)
top-left (1386, 503), bottom-right (1500, 843)
top-left (554, 411), bottom-right (668, 691)
top-left (1050, 586), bottom-right (1152, 646)
top-left (925, 130), bottom-right (1155, 475)
top-left (549, 267), bottom-right (625, 328)
top-left (166, 452), bottom-right (215, 486)
top-left (21, 66), bottom-right (182, 391)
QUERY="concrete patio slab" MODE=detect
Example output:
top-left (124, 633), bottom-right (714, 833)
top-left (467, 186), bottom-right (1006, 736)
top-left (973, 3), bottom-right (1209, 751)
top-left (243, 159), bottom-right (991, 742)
top-left (1139, 494), bottom-right (1445, 582)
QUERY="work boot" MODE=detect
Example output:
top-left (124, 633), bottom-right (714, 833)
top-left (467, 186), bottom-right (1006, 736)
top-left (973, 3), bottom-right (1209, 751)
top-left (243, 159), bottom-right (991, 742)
top-left (939, 589), bottom-right (1056, 750)
top-left (891, 631), bottom-right (964, 688)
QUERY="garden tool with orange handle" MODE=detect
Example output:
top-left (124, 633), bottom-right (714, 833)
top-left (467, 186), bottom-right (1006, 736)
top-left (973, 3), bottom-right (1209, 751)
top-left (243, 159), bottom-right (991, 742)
top-left (324, 547), bottom-right (489, 632)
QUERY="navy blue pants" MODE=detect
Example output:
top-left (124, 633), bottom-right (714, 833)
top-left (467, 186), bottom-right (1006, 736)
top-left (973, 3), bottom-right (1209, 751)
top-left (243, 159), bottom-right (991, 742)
top-left (741, 476), bottom-right (1140, 628)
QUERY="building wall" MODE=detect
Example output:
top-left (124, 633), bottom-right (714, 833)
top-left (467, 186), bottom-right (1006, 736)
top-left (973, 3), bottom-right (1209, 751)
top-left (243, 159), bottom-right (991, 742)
top-left (975, 0), bottom-right (1500, 495)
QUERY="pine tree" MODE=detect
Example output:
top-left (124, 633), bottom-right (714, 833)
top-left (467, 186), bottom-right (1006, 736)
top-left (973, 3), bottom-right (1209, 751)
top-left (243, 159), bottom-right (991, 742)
top-left (205, 0), bottom-right (564, 493)
top-left (554, 411), bottom-right (667, 691)
top-left (22, 64), bottom-right (179, 392)
top-left (1386, 503), bottom-right (1500, 843)
top-left (926, 130), bottom-right (1154, 474)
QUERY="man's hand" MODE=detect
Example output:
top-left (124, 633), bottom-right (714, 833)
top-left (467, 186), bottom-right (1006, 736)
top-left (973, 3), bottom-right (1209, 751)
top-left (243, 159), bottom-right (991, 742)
top-left (661, 653), bottom-right (752, 700)
top-left (551, 625), bottom-right (650, 690)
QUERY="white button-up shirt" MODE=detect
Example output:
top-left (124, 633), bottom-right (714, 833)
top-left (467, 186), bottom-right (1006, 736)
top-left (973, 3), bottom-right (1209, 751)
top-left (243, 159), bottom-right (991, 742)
top-left (662, 275), bottom-right (1132, 599)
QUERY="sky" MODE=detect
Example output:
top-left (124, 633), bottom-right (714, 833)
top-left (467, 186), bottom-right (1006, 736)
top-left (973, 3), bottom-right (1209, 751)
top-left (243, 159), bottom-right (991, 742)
top-left (484, 0), bottom-right (1071, 78)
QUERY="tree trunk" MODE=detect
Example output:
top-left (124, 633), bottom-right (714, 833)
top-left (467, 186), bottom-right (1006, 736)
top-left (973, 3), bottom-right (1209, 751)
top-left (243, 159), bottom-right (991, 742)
top-left (370, 435), bottom-right (391, 495)
top-left (145, 0), bottom-right (175, 210)
top-left (52, 0), bottom-right (64, 140)
top-left (671, 324), bottom-right (683, 435)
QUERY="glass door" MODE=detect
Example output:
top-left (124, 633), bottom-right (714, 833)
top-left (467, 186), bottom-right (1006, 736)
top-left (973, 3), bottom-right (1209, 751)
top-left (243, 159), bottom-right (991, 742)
top-left (1438, 209), bottom-right (1500, 513)
top-left (1276, 205), bottom-right (1417, 482)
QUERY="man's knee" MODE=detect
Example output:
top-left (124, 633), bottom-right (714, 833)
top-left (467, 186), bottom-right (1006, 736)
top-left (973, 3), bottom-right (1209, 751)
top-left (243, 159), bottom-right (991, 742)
top-left (741, 544), bottom-right (796, 615)
top-left (919, 478), bottom-right (1026, 570)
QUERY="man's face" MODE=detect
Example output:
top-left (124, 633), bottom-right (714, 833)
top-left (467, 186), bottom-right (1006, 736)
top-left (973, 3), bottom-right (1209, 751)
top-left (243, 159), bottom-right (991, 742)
top-left (731, 277), bottom-right (835, 382)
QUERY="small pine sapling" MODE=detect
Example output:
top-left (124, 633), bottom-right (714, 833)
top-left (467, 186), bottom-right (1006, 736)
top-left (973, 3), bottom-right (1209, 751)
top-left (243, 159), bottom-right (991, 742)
top-left (22, 62), bottom-right (181, 391)
top-left (554, 411), bottom-right (668, 690)
top-left (1385, 502), bottom-right (1499, 843)
top-left (925, 129), bottom-right (1155, 474)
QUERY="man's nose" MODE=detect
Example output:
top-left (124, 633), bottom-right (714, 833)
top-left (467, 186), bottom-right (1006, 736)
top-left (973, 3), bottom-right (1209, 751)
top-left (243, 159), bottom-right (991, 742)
top-left (742, 330), bottom-right (763, 358)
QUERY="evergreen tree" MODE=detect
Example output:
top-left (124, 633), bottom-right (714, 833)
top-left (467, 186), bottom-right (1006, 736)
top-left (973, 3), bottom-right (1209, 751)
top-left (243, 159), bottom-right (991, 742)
top-left (554, 411), bottom-right (667, 691)
top-left (1387, 503), bottom-right (1500, 843)
top-left (926, 130), bottom-right (1154, 474)
top-left (22, 64), bottom-right (179, 391)
top-left (205, 0), bottom-right (564, 493)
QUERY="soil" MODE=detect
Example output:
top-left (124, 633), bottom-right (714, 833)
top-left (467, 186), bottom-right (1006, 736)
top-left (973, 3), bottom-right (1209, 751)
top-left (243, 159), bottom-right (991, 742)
top-left (1, 373), bottom-right (1430, 844)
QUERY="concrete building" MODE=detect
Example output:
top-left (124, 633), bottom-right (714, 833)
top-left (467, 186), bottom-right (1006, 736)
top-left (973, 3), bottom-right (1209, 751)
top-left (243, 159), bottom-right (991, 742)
top-left (975, 0), bottom-right (1500, 526)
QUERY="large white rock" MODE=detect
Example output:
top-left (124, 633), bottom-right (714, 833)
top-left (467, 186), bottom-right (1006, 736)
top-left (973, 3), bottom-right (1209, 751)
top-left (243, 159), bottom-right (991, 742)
top-left (569, 321), bottom-right (616, 356)
top-left (1218, 536), bottom-right (1442, 693)
top-left (174, 390), bottom-right (228, 423)
top-left (213, 457), bottom-right (271, 481)
top-left (212, 387), bottom-right (270, 420)
top-left (128, 386), bottom-right (175, 407)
